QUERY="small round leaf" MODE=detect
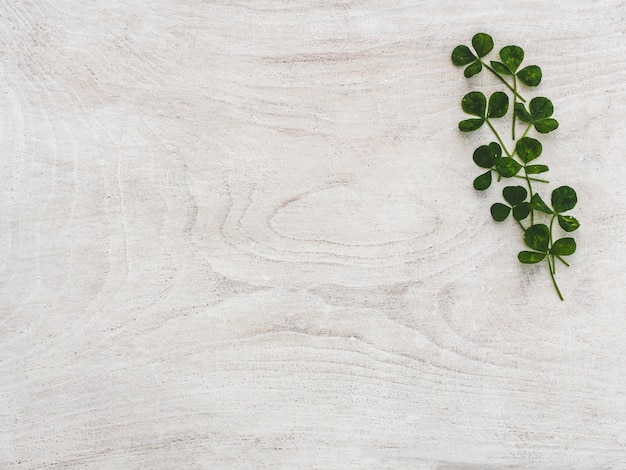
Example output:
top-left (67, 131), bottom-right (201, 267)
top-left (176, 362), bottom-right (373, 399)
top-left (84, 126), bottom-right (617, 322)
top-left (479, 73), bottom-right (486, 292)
top-left (464, 61), bottom-right (483, 78)
top-left (452, 45), bottom-right (477, 66)
top-left (473, 171), bottom-right (492, 191)
top-left (459, 118), bottom-right (484, 132)
top-left (513, 202), bottom-right (531, 221)
top-left (518, 251), bottom-right (546, 264)
top-left (529, 97), bottom-right (554, 120)
top-left (488, 91), bottom-right (509, 118)
top-left (551, 186), bottom-right (577, 213)
top-left (503, 186), bottom-right (528, 206)
top-left (491, 203), bottom-right (511, 222)
top-left (534, 118), bottom-right (559, 133)
top-left (500, 45), bottom-right (524, 72)
top-left (524, 224), bottom-right (550, 252)
top-left (530, 193), bottom-right (553, 214)
top-left (490, 60), bottom-right (511, 75)
top-left (515, 137), bottom-right (542, 163)
top-left (516, 65), bottom-right (542, 87)
top-left (473, 144), bottom-right (497, 168)
top-left (526, 164), bottom-right (549, 174)
top-left (495, 158), bottom-right (522, 177)
top-left (514, 103), bottom-right (531, 122)
top-left (558, 215), bottom-right (580, 232)
top-left (550, 238), bottom-right (577, 256)
top-left (472, 33), bottom-right (494, 58)
top-left (461, 91), bottom-right (487, 117)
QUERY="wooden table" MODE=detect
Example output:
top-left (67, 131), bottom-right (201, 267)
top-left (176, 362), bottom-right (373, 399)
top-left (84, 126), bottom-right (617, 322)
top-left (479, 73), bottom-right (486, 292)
top-left (2, 1), bottom-right (625, 468)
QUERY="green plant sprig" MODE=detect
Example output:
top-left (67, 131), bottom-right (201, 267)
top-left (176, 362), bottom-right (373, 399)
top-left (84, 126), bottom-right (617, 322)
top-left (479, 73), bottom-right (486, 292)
top-left (452, 33), bottom-right (579, 300)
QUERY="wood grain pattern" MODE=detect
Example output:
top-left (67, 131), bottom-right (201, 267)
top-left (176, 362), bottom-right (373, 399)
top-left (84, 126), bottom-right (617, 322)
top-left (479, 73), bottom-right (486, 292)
top-left (1, 1), bottom-right (625, 468)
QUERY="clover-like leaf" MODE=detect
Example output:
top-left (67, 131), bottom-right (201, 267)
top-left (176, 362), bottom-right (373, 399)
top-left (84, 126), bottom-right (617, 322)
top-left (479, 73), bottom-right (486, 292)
top-left (534, 119), bottom-right (559, 133)
top-left (500, 45), bottom-right (524, 73)
top-left (451, 45), bottom-right (477, 66)
top-left (503, 186), bottom-right (527, 206)
top-left (488, 91), bottom-right (509, 118)
top-left (491, 203), bottom-right (511, 221)
top-left (515, 98), bottom-right (559, 134)
top-left (558, 215), bottom-right (580, 232)
top-left (513, 202), bottom-right (531, 221)
top-left (524, 224), bottom-right (550, 252)
top-left (472, 33), bottom-right (494, 58)
top-left (496, 158), bottom-right (522, 177)
top-left (473, 143), bottom-right (499, 168)
top-left (514, 102), bottom-right (532, 122)
top-left (550, 238), bottom-right (576, 256)
top-left (518, 251), bottom-right (546, 264)
top-left (529, 97), bottom-right (554, 119)
top-left (551, 186), bottom-right (577, 213)
top-left (473, 171), bottom-right (492, 190)
top-left (516, 65), bottom-right (542, 87)
top-left (526, 164), bottom-right (549, 174)
top-left (515, 137), bottom-right (542, 163)
top-left (462, 91), bottom-right (487, 117)
top-left (530, 193), bottom-right (553, 214)
top-left (459, 119), bottom-right (484, 132)
top-left (490, 60), bottom-right (511, 75)
top-left (464, 61), bottom-right (483, 78)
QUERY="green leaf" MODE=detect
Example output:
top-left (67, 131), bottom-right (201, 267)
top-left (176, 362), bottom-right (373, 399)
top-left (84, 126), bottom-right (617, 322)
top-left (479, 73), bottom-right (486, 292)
top-left (500, 45), bottom-right (524, 72)
top-left (488, 91), bottom-right (509, 118)
top-left (452, 45), bottom-right (477, 66)
top-left (529, 97), bottom-right (554, 120)
top-left (464, 61), bottom-right (483, 78)
top-left (558, 215), bottom-right (580, 232)
top-left (473, 171), bottom-right (492, 190)
top-left (472, 33), bottom-right (494, 57)
top-left (459, 118), bottom-right (484, 132)
top-left (518, 251), bottom-right (546, 264)
top-left (491, 203), bottom-right (511, 221)
top-left (515, 137), bottom-right (542, 163)
top-left (551, 186), bottom-right (577, 213)
top-left (550, 238), bottom-right (576, 256)
top-left (490, 60), bottom-right (511, 75)
top-left (514, 103), bottom-right (531, 122)
top-left (524, 224), bottom-right (550, 252)
top-left (516, 65), bottom-right (542, 86)
top-left (503, 185), bottom-right (527, 206)
top-left (534, 118), bottom-right (559, 133)
top-left (495, 158), bottom-right (522, 177)
top-left (461, 91), bottom-right (487, 117)
top-left (526, 164), bottom-right (549, 174)
top-left (513, 202), bottom-right (531, 221)
top-left (488, 141), bottom-right (502, 158)
top-left (473, 144), bottom-right (498, 168)
top-left (530, 193), bottom-right (553, 214)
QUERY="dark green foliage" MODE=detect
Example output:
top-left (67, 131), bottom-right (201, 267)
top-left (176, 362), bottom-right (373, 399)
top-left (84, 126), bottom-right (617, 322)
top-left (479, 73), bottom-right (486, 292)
top-left (515, 97), bottom-right (559, 133)
top-left (452, 33), bottom-right (579, 300)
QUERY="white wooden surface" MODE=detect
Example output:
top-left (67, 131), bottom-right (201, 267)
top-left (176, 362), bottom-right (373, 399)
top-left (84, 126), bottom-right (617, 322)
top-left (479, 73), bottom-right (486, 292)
top-left (2, 1), bottom-right (626, 468)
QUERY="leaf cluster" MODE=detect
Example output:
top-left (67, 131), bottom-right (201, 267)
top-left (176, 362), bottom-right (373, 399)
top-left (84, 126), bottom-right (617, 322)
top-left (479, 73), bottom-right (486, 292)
top-left (452, 33), bottom-right (579, 300)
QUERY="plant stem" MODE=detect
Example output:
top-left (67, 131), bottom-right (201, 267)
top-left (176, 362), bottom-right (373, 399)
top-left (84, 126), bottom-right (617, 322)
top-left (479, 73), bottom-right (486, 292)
top-left (512, 74), bottom-right (518, 140)
top-left (549, 214), bottom-right (556, 274)
top-left (479, 60), bottom-right (526, 102)
top-left (556, 255), bottom-right (570, 267)
top-left (485, 120), bottom-right (511, 157)
top-left (513, 175), bottom-right (549, 184)
top-left (547, 257), bottom-right (564, 301)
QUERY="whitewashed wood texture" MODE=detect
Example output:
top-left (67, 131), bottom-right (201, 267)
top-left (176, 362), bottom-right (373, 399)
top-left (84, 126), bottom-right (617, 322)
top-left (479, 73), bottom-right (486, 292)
top-left (1, 0), bottom-right (625, 468)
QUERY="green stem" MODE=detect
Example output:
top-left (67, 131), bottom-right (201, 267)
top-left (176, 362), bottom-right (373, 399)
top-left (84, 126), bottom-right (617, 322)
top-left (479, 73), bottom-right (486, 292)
top-left (485, 120), bottom-right (511, 157)
top-left (547, 257), bottom-right (564, 301)
top-left (549, 215), bottom-right (556, 274)
top-left (479, 60), bottom-right (526, 102)
top-left (513, 175), bottom-right (549, 184)
top-left (556, 255), bottom-right (570, 267)
top-left (512, 74), bottom-right (518, 140)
